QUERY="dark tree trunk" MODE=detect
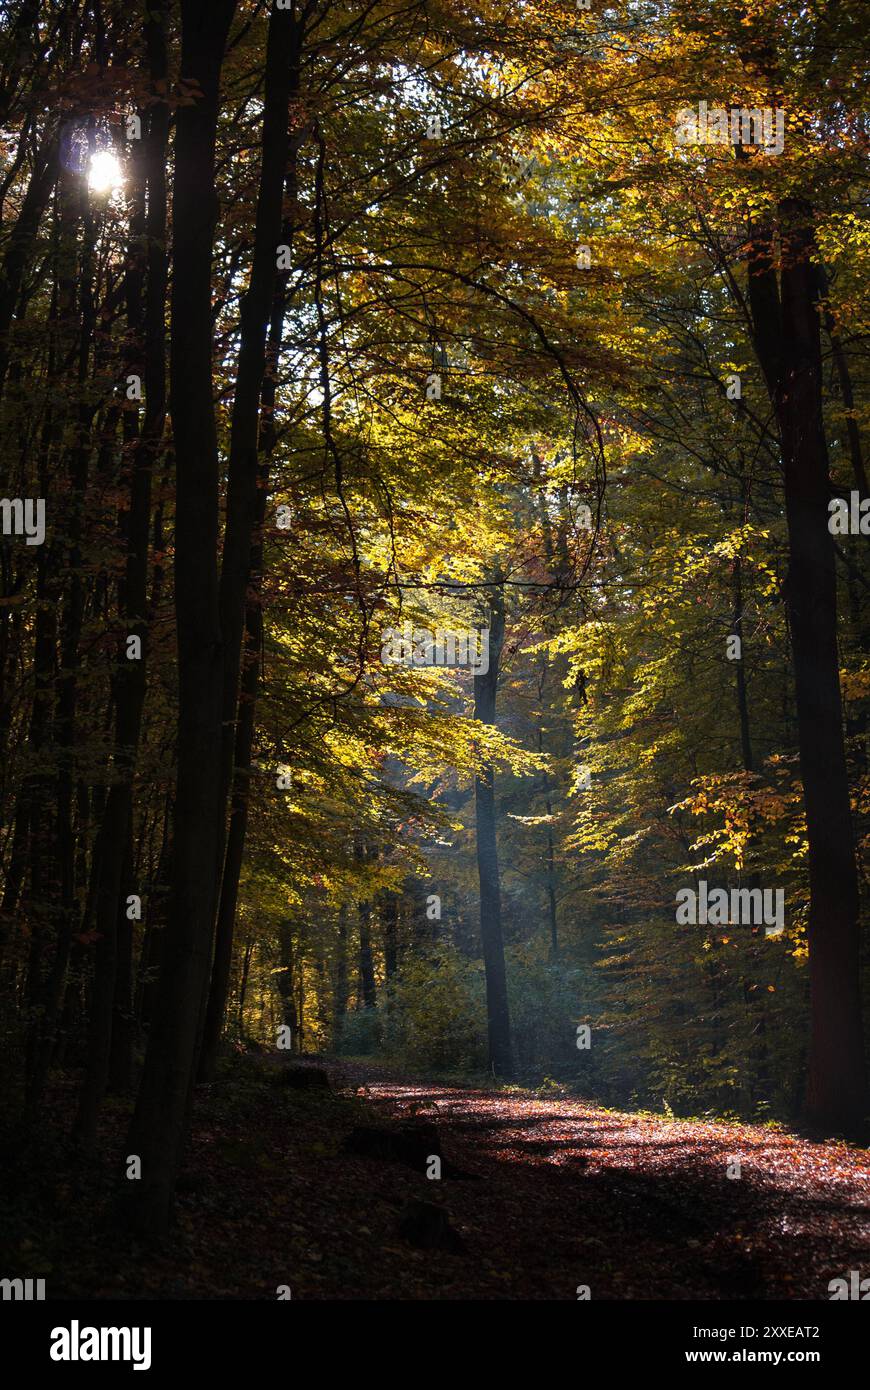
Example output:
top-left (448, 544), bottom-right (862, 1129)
top-left (217, 2), bottom-right (299, 834)
top-left (538, 720), bottom-right (559, 961)
top-left (778, 205), bottom-right (866, 1140)
top-left (817, 264), bottom-right (869, 780)
top-left (237, 932), bottom-right (255, 1037)
top-left (277, 919), bottom-right (298, 1050)
top-left (473, 580), bottom-right (514, 1078)
top-left (135, 795), bottom-right (171, 1032)
top-left (74, 1), bottom-right (168, 1145)
top-left (108, 826), bottom-right (136, 1093)
top-left (0, 131), bottom-right (59, 400)
top-left (746, 203), bottom-right (867, 1139)
top-left (545, 812), bottom-right (559, 962)
top-left (732, 558), bottom-right (754, 774)
top-left (199, 8), bottom-right (304, 1078)
top-left (818, 263), bottom-right (867, 496)
top-left (197, 206), bottom-right (298, 1078)
top-left (26, 152), bottom-right (93, 1111)
top-left (125, 0), bottom-right (237, 1236)
top-left (358, 898), bottom-right (377, 1010)
top-left (333, 906), bottom-right (349, 1043)
top-left (382, 891), bottom-right (399, 981)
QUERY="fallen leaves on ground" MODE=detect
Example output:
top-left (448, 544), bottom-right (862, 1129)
top-left (4, 1056), bottom-right (868, 1299)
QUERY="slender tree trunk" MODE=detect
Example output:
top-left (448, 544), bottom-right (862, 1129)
top-left (197, 203), bottom-right (297, 1078)
top-left (277, 919), bottom-right (297, 1050)
top-left (199, 10), bottom-right (305, 1077)
top-left (75, 2), bottom-right (168, 1143)
top-left (732, 558), bottom-right (754, 774)
top-left (382, 891), bottom-right (398, 981)
top-left (237, 933), bottom-right (254, 1038)
top-left (217, 2), bottom-right (298, 839)
top-left (135, 794), bottom-right (171, 1031)
top-left (817, 264), bottom-right (869, 780)
top-left (108, 826), bottom-right (135, 1092)
top-left (125, 0), bottom-right (237, 1236)
top-left (537, 722), bottom-right (559, 961)
top-left (818, 263), bottom-right (867, 496)
top-left (0, 130), bottom-right (59, 400)
top-left (545, 811), bottom-right (559, 962)
top-left (474, 580), bottom-right (513, 1078)
top-left (25, 154), bottom-right (86, 1107)
top-left (358, 898), bottom-right (377, 1009)
top-left (333, 906), bottom-right (349, 1043)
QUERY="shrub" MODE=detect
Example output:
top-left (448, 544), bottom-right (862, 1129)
top-left (381, 947), bottom-right (487, 1072)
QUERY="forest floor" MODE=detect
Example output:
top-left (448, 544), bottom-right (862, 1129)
top-left (4, 1053), bottom-right (870, 1300)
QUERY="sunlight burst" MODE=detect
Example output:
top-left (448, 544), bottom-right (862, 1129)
top-left (87, 150), bottom-right (123, 194)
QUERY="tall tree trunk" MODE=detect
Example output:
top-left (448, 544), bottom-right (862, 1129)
top-left (732, 557), bottom-right (754, 774)
top-left (135, 794), bottom-right (171, 1031)
top-left (818, 264), bottom-right (869, 781)
top-left (199, 8), bottom-right (304, 1078)
top-left (24, 153), bottom-right (85, 1106)
top-left (108, 825), bottom-right (136, 1093)
top-left (75, 1), bottom-right (168, 1144)
top-left (333, 906), bottom-right (349, 1043)
top-left (217, 2), bottom-right (298, 834)
top-left (358, 897), bottom-right (377, 1009)
top-left (125, 0), bottom-right (237, 1236)
top-left (237, 932), bottom-right (255, 1038)
top-left (277, 919), bottom-right (297, 1050)
top-left (747, 203), bottom-right (867, 1139)
top-left (382, 891), bottom-right (398, 982)
top-left (818, 263), bottom-right (867, 496)
top-left (474, 579), bottom-right (514, 1078)
top-left (197, 206), bottom-right (298, 1077)
top-left (544, 808), bottom-right (559, 962)
top-left (537, 717), bottom-right (559, 961)
top-left (0, 130), bottom-right (59, 401)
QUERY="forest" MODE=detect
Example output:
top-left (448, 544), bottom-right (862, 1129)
top-left (0, 0), bottom-right (869, 1313)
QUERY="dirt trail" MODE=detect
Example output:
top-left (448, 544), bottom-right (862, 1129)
top-left (321, 1059), bottom-right (870, 1299)
top-left (25, 1056), bottom-right (870, 1299)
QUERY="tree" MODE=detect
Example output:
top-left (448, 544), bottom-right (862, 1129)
top-left (125, 0), bottom-right (238, 1236)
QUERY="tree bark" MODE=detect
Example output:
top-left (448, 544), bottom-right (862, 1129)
top-left (25, 150), bottom-right (90, 1109)
top-left (333, 906), bottom-right (349, 1043)
top-left (474, 579), bottom-right (514, 1078)
top-left (74, 0), bottom-right (168, 1145)
top-left (0, 130), bottom-right (59, 400)
top-left (198, 6), bottom-right (304, 1078)
top-left (125, 0), bottom-right (237, 1236)
top-left (746, 202), bottom-right (866, 1139)
top-left (217, 2), bottom-right (299, 841)
top-left (237, 932), bottom-right (255, 1038)
top-left (358, 898), bottom-right (377, 1009)
top-left (732, 557), bottom-right (754, 775)
top-left (382, 891), bottom-right (398, 982)
top-left (277, 919), bottom-right (298, 1050)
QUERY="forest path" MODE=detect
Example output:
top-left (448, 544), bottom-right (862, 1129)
top-left (30, 1055), bottom-right (870, 1299)
top-left (310, 1058), bottom-right (870, 1299)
